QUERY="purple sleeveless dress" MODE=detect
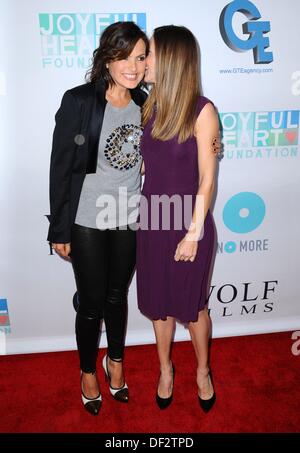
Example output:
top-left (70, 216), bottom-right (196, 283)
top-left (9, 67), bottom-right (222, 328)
top-left (136, 96), bottom-right (216, 323)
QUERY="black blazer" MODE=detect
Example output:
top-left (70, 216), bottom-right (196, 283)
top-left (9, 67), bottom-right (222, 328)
top-left (47, 80), bottom-right (147, 244)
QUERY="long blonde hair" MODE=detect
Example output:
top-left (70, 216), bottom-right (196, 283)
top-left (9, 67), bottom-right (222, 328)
top-left (142, 26), bottom-right (200, 143)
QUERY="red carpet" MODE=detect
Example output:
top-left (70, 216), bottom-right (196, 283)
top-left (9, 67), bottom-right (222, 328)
top-left (0, 331), bottom-right (299, 433)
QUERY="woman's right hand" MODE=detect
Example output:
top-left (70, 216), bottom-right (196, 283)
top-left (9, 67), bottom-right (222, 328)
top-left (51, 243), bottom-right (71, 259)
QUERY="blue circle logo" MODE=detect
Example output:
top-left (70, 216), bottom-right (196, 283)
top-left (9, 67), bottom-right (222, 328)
top-left (224, 241), bottom-right (237, 253)
top-left (223, 192), bottom-right (266, 234)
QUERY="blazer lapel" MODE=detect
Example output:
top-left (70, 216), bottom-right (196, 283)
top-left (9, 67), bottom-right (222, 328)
top-left (130, 85), bottom-right (148, 107)
top-left (86, 80), bottom-right (107, 173)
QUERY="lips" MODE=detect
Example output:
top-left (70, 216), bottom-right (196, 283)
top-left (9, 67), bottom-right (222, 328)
top-left (122, 73), bottom-right (138, 81)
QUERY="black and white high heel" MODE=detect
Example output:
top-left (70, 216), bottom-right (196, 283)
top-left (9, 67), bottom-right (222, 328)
top-left (102, 354), bottom-right (129, 403)
top-left (80, 371), bottom-right (102, 416)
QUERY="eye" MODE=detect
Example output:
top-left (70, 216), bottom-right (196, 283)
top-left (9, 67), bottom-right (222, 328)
top-left (137, 56), bottom-right (146, 61)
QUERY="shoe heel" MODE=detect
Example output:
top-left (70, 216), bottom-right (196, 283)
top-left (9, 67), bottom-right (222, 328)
top-left (102, 354), bottom-right (129, 403)
top-left (80, 371), bottom-right (102, 416)
top-left (198, 371), bottom-right (216, 413)
top-left (156, 362), bottom-right (174, 410)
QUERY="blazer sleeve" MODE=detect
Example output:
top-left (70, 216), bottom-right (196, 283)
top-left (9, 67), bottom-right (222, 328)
top-left (47, 90), bottom-right (81, 244)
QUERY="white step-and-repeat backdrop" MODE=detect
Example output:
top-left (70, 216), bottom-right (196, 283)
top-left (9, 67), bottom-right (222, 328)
top-left (1, 0), bottom-right (299, 354)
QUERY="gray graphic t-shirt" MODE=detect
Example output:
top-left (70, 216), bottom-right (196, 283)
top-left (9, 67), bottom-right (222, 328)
top-left (75, 100), bottom-right (143, 229)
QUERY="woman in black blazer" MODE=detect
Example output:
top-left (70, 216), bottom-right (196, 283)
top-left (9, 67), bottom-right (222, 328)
top-left (48, 22), bottom-right (149, 416)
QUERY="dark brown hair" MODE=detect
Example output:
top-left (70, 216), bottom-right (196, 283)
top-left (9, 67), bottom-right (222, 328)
top-left (86, 21), bottom-right (149, 87)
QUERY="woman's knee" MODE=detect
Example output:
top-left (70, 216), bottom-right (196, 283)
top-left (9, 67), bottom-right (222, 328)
top-left (106, 287), bottom-right (127, 306)
top-left (77, 303), bottom-right (103, 319)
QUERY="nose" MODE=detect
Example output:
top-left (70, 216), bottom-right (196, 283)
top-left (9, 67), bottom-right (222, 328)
top-left (128, 57), bottom-right (137, 71)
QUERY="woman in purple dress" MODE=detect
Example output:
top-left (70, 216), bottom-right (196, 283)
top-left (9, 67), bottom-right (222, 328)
top-left (136, 26), bottom-right (219, 412)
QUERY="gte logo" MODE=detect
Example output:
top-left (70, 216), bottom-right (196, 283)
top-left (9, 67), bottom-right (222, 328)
top-left (219, 0), bottom-right (273, 64)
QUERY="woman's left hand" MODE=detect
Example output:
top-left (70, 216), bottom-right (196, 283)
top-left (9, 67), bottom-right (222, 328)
top-left (174, 236), bottom-right (198, 262)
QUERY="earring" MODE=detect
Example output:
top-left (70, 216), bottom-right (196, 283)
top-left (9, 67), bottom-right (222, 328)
top-left (106, 64), bottom-right (109, 69)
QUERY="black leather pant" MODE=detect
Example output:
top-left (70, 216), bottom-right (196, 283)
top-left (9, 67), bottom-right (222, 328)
top-left (70, 223), bottom-right (136, 373)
